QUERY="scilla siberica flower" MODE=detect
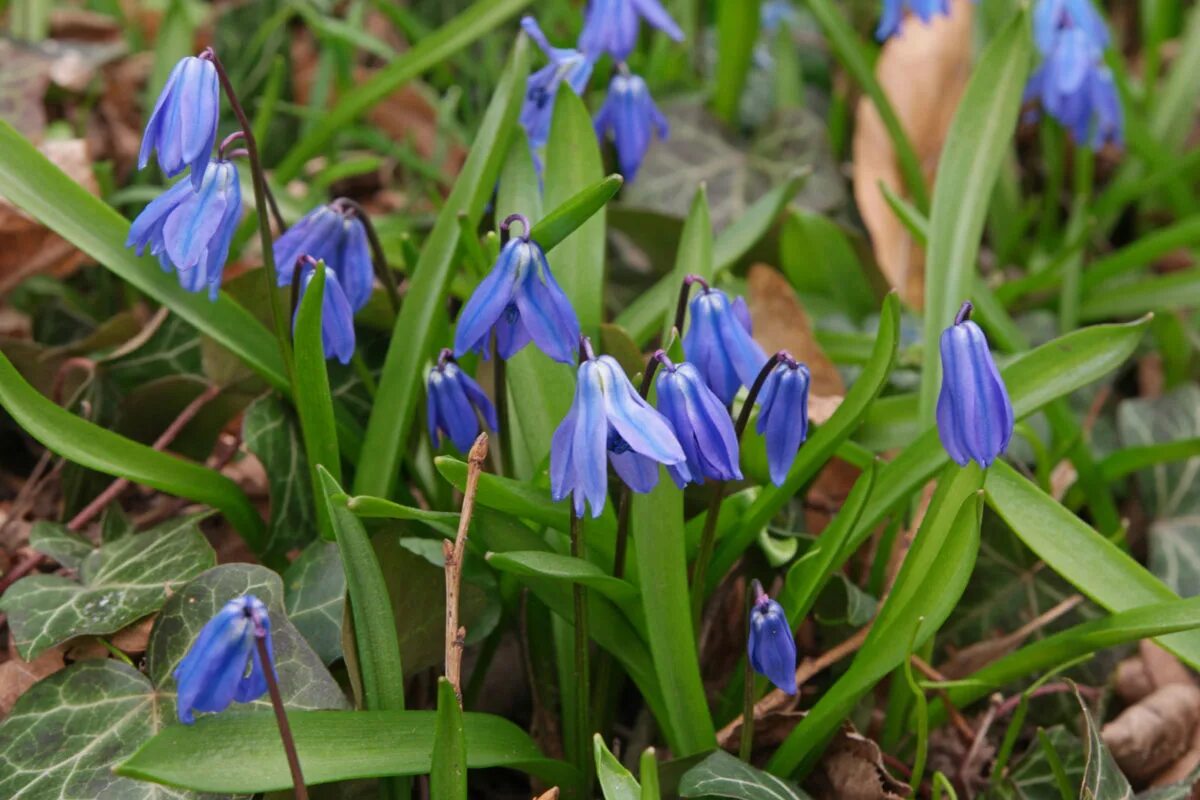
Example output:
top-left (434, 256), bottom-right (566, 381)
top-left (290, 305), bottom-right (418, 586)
top-left (578, 0), bottom-right (684, 62)
top-left (138, 53), bottom-right (220, 189)
top-left (126, 159), bottom-right (242, 300)
top-left (174, 595), bottom-right (274, 724)
top-left (428, 350), bottom-right (499, 452)
top-left (551, 340), bottom-right (687, 517)
top-left (654, 353), bottom-right (741, 488)
top-left (520, 17), bottom-right (595, 157)
top-left (876, 0), bottom-right (951, 41)
top-left (274, 203), bottom-right (374, 312)
top-left (454, 216), bottom-right (580, 365)
top-left (756, 353), bottom-right (811, 486)
top-left (936, 301), bottom-right (1014, 468)
top-left (682, 280), bottom-right (767, 406)
top-left (748, 581), bottom-right (797, 695)
top-left (294, 262), bottom-right (357, 365)
top-left (594, 72), bottom-right (668, 183)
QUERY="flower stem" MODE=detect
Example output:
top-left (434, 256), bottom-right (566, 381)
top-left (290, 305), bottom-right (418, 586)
top-left (738, 582), bottom-right (757, 762)
top-left (689, 481), bottom-right (726, 632)
top-left (570, 509), bottom-right (592, 799)
top-left (493, 346), bottom-right (513, 479)
top-left (256, 635), bottom-right (308, 800)
top-left (673, 274), bottom-right (709, 334)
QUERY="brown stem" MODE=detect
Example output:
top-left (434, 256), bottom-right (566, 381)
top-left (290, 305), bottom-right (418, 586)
top-left (257, 635), bottom-right (308, 800)
top-left (444, 433), bottom-right (488, 703)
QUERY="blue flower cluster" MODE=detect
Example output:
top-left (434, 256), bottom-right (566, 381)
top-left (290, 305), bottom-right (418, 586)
top-left (1025, 0), bottom-right (1123, 148)
top-left (520, 0), bottom-right (682, 182)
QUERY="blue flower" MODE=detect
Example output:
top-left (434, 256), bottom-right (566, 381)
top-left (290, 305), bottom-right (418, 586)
top-left (1033, 0), bottom-right (1108, 53)
top-left (294, 263), bottom-right (357, 365)
top-left (748, 583), bottom-right (797, 695)
top-left (428, 350), bottom-right (499, 452)
top-left (174, 595), bottom-right (274, 724)
top-left (682, 285), bottom-right (767, 406)
top-left (654, 354), bottom-right (741, 488)
top-left (876, 0), bottom-right (952, 40)
top-left (594, 72), bottom-right (668, 183)
top-left (1024, 16), bottom-right (1122, 148)
top-left (936, 301), bottom-right (1014, 468)
top-left (453, 228), bottom-right (581, 365)
top-left (756, 353), bottom-right (810, 486)
top-left (520, 17), bottom-right (595, 155)
top-left (579, 0), bottom-right (684, 62)
top-left (126, 159), bottom-right (242, 300)
top-left (274, 203), bottom-right (374, 312)
top-left (138, 54), bottom-right (220, 190)
top-left (551, 345), bottom-right (687, 518)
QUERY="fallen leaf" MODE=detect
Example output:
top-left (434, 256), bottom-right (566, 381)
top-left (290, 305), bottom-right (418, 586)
top-left (1115, 641), bottom-right (1196, 705)
top-left (805, 457), bottom-right (861, 536)
top-left (0, 41), bottom-right (52, 140)
top-left (807, 726), bottom-right (911, 800)
top-left (851, 0), bottom-right (973, 308)
top-left (64, 614), bottom-right (156, 660)
top-left (0, 643), bottom-right (65, 719)
top-left (1102, 683), bottom-right (1200, 783)
top-left (534, 789), bottom-right (560, 800)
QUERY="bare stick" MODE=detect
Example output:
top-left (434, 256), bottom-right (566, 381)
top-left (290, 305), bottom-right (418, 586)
top-left (444, 433), bottom-right (489, 702)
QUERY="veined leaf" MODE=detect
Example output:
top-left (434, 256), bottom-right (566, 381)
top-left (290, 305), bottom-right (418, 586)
top-left (679, 751), bottom-right (811, 799)
top-left (284, 540), bottom-right (346, 666)
top-left (242, 394), bottom-right (318, 566)
top-left (1076, 685), bottom-right (1134, 800)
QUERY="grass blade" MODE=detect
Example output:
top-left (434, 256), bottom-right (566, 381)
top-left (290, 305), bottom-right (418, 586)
top-left (431, 678), bottom-right (468, 800)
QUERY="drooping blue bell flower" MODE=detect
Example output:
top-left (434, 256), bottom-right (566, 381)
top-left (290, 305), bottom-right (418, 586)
top-left (578, 0), bottom-right (684, 62)
top-left (551, 341), bottom-right (687, 518)
top-left (138, 53), bottom-right (220, 189)
top-left (520, 17), bottom-right (595, 157)
top-left (936, 301), bottom-right (1014, 468)
top-left (174, 594), bottom-right (275, 724)
top-left (681, 281), bottom-right (767, 406)
top-left (876, 0), bottom-right (952, 40)
top-left (274, 202), bottom-right (374, 312)
top-left (428, 349), bottom-right (499, 452)
top-left (654, 353), bottom-right (741, 488)
top-left (594, 72), bottom-right (668, 183)
top-left (293, 262), bottom-right (357, 365)
top-left (453, 216), bottom-right (581, 365)
top-left (126, 159), bottom-right (242, 300)
top-left (748, 582), bottom-right (797, 695)
top-left (1033, 0), bottom-right (1108, 53)
top-left (755, 353), bottom-right (811, 487)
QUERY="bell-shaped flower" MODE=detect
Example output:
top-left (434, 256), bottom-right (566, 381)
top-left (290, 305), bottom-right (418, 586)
top-left (138, 54), bottom-right (220, 189)
top-left (174, 595), bottom-right (275, 724)
top-left (293, 263), bottom-right (357, 365)
top-left (551, 345), bottom-right (687, 518)
top-left (1033, 0), bottom-right (1108, 53)
top-left (654, 354), bottom-right (741, 488)
top-left (428, 350), bottom-right (499, 452)
top-left (876, 0), bottom-right (952, 40)
top-left (594, 73), bottom-right (668, 183)
top-left (126, 159), bottom-right (242, 300)
top-left (756, 353), bottom-right (811, 487)
top-left (520, 17), bottom-right (595, 155)
top-left (578, 0), bottom-right (684, 62)
top-left (453, 230), bottom-right (580, 365)
top-left (682, 286), bottom-right (767, 406)
top-left (748, 582), bottom-right (797, 695)
top-left (936, 301), bottom-right (1014, 468)
top-left (274, 203), bottom-right (374, 312)
top-left (1024, 27), bottom-right (1122, 149)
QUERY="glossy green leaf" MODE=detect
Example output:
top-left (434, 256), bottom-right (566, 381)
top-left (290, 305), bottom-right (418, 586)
top-left (486, 551), bottom-right (640, 604)
top-left (660, 186), bottom-right (713, 342)
top-left (355, 36), bottom-right (529, 498)
top-left (713, 0), bottom-right (761, 123)
top-left (531, 174), bottom-right (623, 255)
top-left (284, 540), bottom-right (346, 666)
top-left (346, 494), bottom-right (461, 538)
top-left (919, 10), bottom-right (1031, 425)
top-left (118, 708), bottom-right (575, 793)
top-left (680, 751), bottom-right (811, 799)
top-left (242, 393), bottom-right (318, 565)
top-left (0, 350), bottom-right (266, 547)
top-left (27, 521), bottom-right (93, 570)
top-left (432, 678), bottom-right (468, 800)
top-left (640, 749), bottom-right (662, 800)
top-left (595, 734), bottom-right (641, 800)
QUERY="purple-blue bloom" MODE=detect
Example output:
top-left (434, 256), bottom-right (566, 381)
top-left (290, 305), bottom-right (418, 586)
top-left (1033, 0), bottom-right (1108, 52)
top-left (594, 72), bottom-right (668, 183)
top-left (936, 301), bottom-right (1014, 468)
top-left (654, 354), bottom-right (742, 488)
top-left (174, 595), bottom-right (274, 724)
top-left (578, 0), bottom-right (684, 62)
top-left (551, 345), bottom-right (687, 518)
top-left (748, 582), bottom-right (797, 695)
top-left (294, 263), bottom-right (357, 365)
top-left (138, 54), bottom-right (220, 189)
top-left (428, 350), bottom-right (499, 452)
top-left (682, 285), bottom-right (767, 406)
top-left (453, 227), bottom-right (580, 365)
top-left (876, 0), bottom-right (952, 40)
top-left (274, 203), bottom-right (374, 312)
top-left (755, 353), bottom-right (810, 487)
top-left (126, 159), bottom-right (242, 300)
top-left (520, 17), bottom-right (595, 156)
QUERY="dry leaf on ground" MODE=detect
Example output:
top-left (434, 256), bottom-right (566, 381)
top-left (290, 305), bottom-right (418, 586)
top-left (807, 726), bottom-right (911, 800)
top-left (1116, 641), bottom-right (1196, 704)
top-left (1102, 683), bottom-right (1200, 783)
top-left (0, 643), bottom-right (65, 719)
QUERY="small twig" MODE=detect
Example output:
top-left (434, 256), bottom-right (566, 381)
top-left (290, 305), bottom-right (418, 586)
top-left (960, 694), bottom-right (1002, 798)
top-left (256, 635), bottom-right (308, 800)
top-left (444, 433), bottom-right (488, 703)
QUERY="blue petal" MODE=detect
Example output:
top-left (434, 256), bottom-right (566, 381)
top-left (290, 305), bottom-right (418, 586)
top-left (162, 164), bottom-right (229, 270)
top-left (320, 268), bottom-right (357, 364)
top-left (338, 216), bottom-right (375, 311)
top-left (513, 242), bottom-right (581, 365)
top-left (572, 360), bottom-right (610, 518)
top-left (632, 0), bottom-right (685, 41)
top-left (454, 239), bottom-right (522, 358)
top-left (458, 368), bottom-right (499, 431)
top-left (610, 447), bottom-right (661, 494)
top-left (139, 58), bottom-right (184, 171)
top-left (748, 600), bottom-right (797, 695)
top-left (274, 206), bottom-right (343, 287)
top-left (599, 357), bottom-right (685, 466)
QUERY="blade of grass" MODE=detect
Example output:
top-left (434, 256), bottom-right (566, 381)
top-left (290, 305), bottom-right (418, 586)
top-left (431, 678), bottom-right (467, 800)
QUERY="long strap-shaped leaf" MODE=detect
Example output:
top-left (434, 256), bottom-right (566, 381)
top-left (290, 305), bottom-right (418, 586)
top-left (0, 351), bottom-right (265, 546)
top-left (293, 265), bottom-right (341, 541)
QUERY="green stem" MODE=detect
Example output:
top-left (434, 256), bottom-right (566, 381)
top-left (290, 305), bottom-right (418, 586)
top-left (689, 484), bottom-right (726, 631)
top-left (570, 510), bottom-right (592, 799)
top-left (494, 350), bottom-right (512, 479)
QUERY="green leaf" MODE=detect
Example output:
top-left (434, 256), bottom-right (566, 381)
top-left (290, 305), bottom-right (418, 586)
top-left (779, 210), bottom-right (877, 322)
top-left (660, 186), bottom-right (713, 343)
top-left (27, 520), bottom-right (93, 570)
top-left (640, 748), bottom-right (662, 800)
top-left (1150, 4), bottom-right (1200, 153)
top-left (242, 394), bottom-right (318, 566)
top-left (993, 727), bottom-right (1085, 800)
top-left (347, 494), bottom-right (461, 537)
top-left (431, 678), bottom-right (468, 800)
top-left (595, 734), bottom-right (641, 800)
top-left (713, 0), bottom-right (762, 124)
top-left (283, 540), bottom-right (345, 666)
top-left (530, 174), bottom-right (623, 255)
top-left (1077, 685), bottom-right (1134, 799)
top-left (0, 120), bottom-right (288, 394)
top-left (1081, 268), bottom-right (1200, 321)
top-left (354, 35), bottom-right (529, 498)
top-left (679, 751), bottom-right (811, 799)
top-left (486, 551), bottom-right (640, 605)
top-left (919, 9), bottom-right (1031, 425)
top-left (0, 516), bottom-right (215, 659)
top-left (0, 349), bottom-right (267, 548)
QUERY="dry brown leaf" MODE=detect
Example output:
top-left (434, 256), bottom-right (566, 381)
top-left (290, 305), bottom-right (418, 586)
top-left (0, 42), bottom-right (52, 140)
top-left (65, 614), bottom-right (156, 660)
top-left (1150, 720), bottom-right (1200, 788)
top-left (533, 789), bottom-right (559, 800)
top-left (0, 644), bottom-right (65, 719)
top-left (1116, 641), bottom-right (1196, 705)
top-left (852, 0), bottom-right (973, 308)
top-left (806, 726), bottom-right (911, 800)
top-left (1102, 683), bottom-right (1200, 783)
top-left (805, 457), bottom-right (861, 536)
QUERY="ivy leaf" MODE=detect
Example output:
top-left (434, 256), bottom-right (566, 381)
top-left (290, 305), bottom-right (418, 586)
top-left (242, 393), bottom-right (317, 567)
top-left (28, 520), bottom-right (94, 569)
top-left (102, 313), bottom-right (204, 392)
top-left (993, 726), bottom-right (1086, 800)
top-left (0, 516), bottom-right (215, 659)
top-left (678, 751), bottom-right (812, 799)
top-left (284, 540), bottom-right (346, 665)
top-left (1078, 686), bottom-right (1134, 800)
